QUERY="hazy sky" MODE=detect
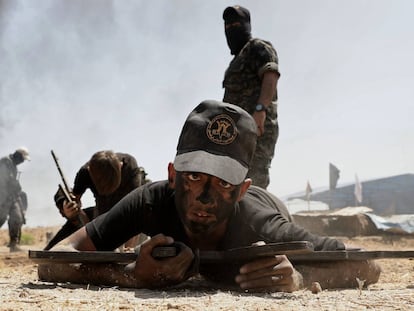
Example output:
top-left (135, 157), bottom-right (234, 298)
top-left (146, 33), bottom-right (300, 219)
top-left (1, 1), bottom-right (413, 226)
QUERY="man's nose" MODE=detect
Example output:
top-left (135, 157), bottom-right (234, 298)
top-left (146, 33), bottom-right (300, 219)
top-left (196, 184), bottom-right (214, 205)
top-left (197, 192), bottom-right (214, 205)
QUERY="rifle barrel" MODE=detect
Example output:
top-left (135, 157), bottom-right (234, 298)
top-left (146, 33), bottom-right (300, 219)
top-left (51, 150), bottom-right (71, 194)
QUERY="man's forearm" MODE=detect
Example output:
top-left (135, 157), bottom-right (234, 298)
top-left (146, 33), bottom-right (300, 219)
top-left (258, 71), bottom-right (279, 107)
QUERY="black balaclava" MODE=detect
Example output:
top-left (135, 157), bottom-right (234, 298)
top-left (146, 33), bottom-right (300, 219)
top-left (223, 6), bottom-right (252, 55)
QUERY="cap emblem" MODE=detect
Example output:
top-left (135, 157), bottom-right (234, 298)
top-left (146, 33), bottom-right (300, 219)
top-left (206, 114), bottom-right (237, 145)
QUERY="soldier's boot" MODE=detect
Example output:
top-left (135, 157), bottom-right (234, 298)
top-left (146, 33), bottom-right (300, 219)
top-left (9, 221), bottom-right (23, 252)
top-left (9, 236), bottom-right (22, 252)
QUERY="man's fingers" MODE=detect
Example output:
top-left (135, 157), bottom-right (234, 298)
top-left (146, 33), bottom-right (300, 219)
top-left (239, 255), bottom-right (285, 274)
top-left (62, 201), bottom-right (81, 218)
top-left (138, 234), bottom-right (174, 258)
top-left (134, 236), bottom-right (194, 287)
top-left (236, 255), bottom-right (297, 292)
top-left (260, 125), bottom-right (264, 135)
top-left (256, 124), bottom-right (264, 136)
top-left (236, 266), bottom-right (289, 284)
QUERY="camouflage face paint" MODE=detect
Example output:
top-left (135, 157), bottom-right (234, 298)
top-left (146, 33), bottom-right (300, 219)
top-left (196, 178), bottom-right (213, 205)
top-left (174, 172), bottom-right (240, 236)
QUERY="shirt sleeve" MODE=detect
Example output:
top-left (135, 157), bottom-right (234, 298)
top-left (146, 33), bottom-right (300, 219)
top-left (258, 61), bottom-right (279, 78)
top-left (236, 188), bottom-right (345, 251)
top-left (249, 205), bottom-right (345, 251)
top-left (268, 218), bottom-right (346, 251)
top-left (85, 187), bottom-right (144, 251)
top-left (250, 39), bottom-right (280, 78)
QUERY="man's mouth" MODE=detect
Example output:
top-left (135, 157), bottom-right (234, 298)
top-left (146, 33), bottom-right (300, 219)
top-left (196, 211), bottom-right (209, 217)
top-left (189, 210), bottom-right (215, 222)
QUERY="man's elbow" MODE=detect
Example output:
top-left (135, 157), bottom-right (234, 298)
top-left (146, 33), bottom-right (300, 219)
top-left (69, 227), bottom-right (97, 251)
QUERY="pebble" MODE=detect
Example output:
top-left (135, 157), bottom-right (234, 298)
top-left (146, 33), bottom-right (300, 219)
top-left (311, 281), bottom-right (322, 294)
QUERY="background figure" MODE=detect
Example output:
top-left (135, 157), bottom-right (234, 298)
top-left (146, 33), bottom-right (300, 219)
top-left (222, 5), bottom-right (280, 189)
top-left (0, 148), bottom-right (30, 252)
top-left (45, 150), bottom-right (149, 250)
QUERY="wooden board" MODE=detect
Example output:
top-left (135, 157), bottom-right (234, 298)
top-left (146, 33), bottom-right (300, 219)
top-left (289, 250), bottom-right (414, 262)
top-left (29, 241), bottom-right (313, 264)
top-left (28, 241), bottom-right (414, 265)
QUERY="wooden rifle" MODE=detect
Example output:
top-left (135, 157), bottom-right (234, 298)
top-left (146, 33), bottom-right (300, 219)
top-left (51, 150), bottom-right (84, 225)
top-left (28, 241), bottom-right (414, 265)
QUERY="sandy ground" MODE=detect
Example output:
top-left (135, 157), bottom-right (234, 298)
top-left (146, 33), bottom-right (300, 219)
top-left (1, 227), bottom-right (414, 311)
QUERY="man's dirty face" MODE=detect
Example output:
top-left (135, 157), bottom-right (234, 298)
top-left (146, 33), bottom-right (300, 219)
top-left (174, 171), bottom-right (242, 236)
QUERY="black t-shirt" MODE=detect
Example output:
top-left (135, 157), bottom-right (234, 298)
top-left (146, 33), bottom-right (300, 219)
top-left (86, 181), bottom-right (345, 252)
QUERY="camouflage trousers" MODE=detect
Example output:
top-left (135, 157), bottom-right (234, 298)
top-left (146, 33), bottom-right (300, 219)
top-left (247, 104), bottom-right (279, 189)
top-left (0, 195), bottom-right (26, 245)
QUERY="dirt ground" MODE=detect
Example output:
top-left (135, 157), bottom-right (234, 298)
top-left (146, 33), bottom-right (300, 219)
top-left (1, 227), bottom-right (414, 311)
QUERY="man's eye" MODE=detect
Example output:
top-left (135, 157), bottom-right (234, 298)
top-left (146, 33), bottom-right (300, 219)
top-left (219, 181), bottom-right (232, 189)
top-left (187, 173), bottom-right (201, 181)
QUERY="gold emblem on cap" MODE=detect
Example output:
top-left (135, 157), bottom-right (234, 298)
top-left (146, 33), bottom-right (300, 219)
top-left (206, 114), bottom-right (237, 145)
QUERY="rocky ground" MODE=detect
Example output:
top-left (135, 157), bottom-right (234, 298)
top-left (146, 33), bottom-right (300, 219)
top-left (1, 227), bottom-right (414, 311)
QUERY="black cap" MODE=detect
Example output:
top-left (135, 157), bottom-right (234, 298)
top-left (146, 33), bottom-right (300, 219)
top-left (223, 5), bottom-right (251, 24)
top-left (14, 147), bottom-right (30, 161)
top-left (174, 100), bottom-right (257, 185)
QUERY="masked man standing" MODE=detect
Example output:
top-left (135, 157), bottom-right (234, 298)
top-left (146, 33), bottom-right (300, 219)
top-left (222, 5), bottom-right (280, 189)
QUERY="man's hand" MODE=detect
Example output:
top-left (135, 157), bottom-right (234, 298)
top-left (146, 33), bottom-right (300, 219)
top-left (130, 234), bottom-right (194, 288)
top-left (62, 200), bottom-right (81, 220)
top-left (235, 255), bottom-right (303, 292)
top-left (253, 111), bottom-right (266, 136)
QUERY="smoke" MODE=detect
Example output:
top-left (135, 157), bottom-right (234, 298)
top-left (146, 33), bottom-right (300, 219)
top-left (0, 0), bottom-right (229, 226)
top-left (1, 1), bottom-right (413, 226)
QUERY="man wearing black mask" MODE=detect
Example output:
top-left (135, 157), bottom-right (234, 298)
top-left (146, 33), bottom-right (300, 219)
top-left (222, 5), bottom-right (280, 190)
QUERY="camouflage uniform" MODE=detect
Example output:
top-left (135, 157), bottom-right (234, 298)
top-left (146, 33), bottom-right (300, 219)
top-left (0, 155), bottom-right (27, 249)
top-left (223, 38), bottom-right (279, 188)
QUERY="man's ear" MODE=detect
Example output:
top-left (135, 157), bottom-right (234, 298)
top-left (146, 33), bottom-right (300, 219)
top-left (237, 178), bottom-right (252, 202)
top-left (167, 162), bottom-right (176, 189)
